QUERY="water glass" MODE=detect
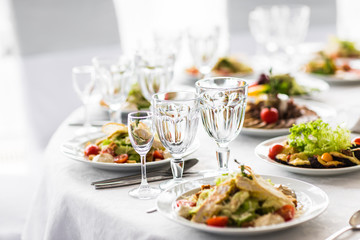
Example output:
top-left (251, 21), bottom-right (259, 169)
top-left (92, 56), bottom-right (133, 123)
top-left (188, 26), bottom-right (220, 77)
top-left (135, 51), bottom-right (175, 103)
top-left (152, 91), bottom-right (199, 189)
top-left (72, 66), bottom-right (97, 134)
top-left (128, 111), bottom-right (161, 199)
top-left (196, 77), bottom-right (248, 173)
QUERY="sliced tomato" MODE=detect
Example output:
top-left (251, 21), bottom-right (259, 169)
top-left (176, 199), bottom-right (196, 208)
top-left (268, 144), bottom-right (284, 160)
top-left (153, 150), bottom-right (164, 159)
top-left (114, 154), bottom-right (128, 163)
top-left (352, 137), bottom-right (360, 146)
top-left (206, 216), bottom-right (229, 227)
top-left (276, 205), bottom-right (295, 221)
top-left (84, 144), bottom-right (100, 157)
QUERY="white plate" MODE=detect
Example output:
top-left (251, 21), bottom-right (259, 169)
top-left (61, 132), bottom-right (200, 172)
top-left (241, 98), bottom-right (337, 137)
top-left (307, 72), bottom-right (360, 84)
top-left (157, 175), bottom-right (328, 236)
top-left (255, 135), bottom-right (360, 175)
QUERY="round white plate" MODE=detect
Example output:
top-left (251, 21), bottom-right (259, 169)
top-left (241, 98), bottom-right (337, 137)
top-left (255, 135), bottom-right (360, 175)
top-left (307, 72), bottom-right (360, 84)
top-left (61, 132), bottom-right (200, 172)
top-left (157, 175), bottom-right (328, 236)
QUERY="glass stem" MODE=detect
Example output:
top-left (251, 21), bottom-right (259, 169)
top-left (140, 154), bottom-right (148, 186)
top-left (216, 143), bottom-right (230, 173)
top-left (83, 103), bottom-right (91, 129)
top-left (171, 156), bottom-right (184, 182)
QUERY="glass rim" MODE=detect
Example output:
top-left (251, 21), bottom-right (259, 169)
top-left (152, 91), bottom-right (198, 103)
top-left (127, 111), bottom-right (153, 119)
top-left (195, 77), bottom-right (249, 90)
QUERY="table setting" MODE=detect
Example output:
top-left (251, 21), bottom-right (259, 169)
top-left (22, 3), bottom-right (360, 240)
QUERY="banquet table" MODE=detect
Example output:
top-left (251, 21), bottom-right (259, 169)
top-left (22, 75), bottom-right (360, 240)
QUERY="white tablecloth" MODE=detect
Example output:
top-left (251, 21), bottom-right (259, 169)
top-left (22, 79), bottom-right (360, 239)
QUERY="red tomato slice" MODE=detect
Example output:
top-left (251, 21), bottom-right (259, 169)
top-left (84, 144), bottom-right (100, 156)
top-left (276, 205), bottom-right (295, 221)
top-left (353, 137), bottom-right (360, 145)
top-left (114, 154), bottom-right (128, 163)
top-left (268, 144), bottom-right (284, 160)
top-left (153, 150), bottom-right (164, 159)
top-left (206, 216), bottom-right (229, 227)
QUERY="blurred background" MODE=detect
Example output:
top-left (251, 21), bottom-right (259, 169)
top-left (0, 0), bottom-right (357, 239)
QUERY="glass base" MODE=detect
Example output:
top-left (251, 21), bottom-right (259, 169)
top-left (159, 179), bottom-right (187, 190)
top-left (128, 185), bottom-right (161, 200)
top-left (197, 168), bottom-right (229, 178)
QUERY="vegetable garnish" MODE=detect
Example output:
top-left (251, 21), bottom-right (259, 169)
top-left (288, 119), bottom-right (351, 156)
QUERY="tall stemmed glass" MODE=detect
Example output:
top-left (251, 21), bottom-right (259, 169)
top-left (188, 26), bottom-right (220, 78)
top-left (152, 91), bottom-right (199, 189)
top-left (72, 65), bottom-right (97, 134)
top-left (92, 56), bottom-right (132, 123)
top-left (196, 77), bottom-right (248, 174)
top-left (128, 111), bottom-right (161, 199)
top-left (136, 51), bottom-right (175, 103)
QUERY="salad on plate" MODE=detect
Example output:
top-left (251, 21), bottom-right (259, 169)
top-left (304, 38), bottom-right (360, 81)
top-left (176, 166), bottom-right (299, 228)
top-left (268, 120), bottom-right (360, 168)
top-left (84, 122), bottom-right (169, 164)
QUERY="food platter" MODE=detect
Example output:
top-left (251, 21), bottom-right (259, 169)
top-left (61, 131), bottom-right (200, 172)
top-left (255, 135), bottom-right (360, 175)
top-left (241, 98), bottom-right (337, 137)
top-left (157, 175), bottom-right (328, 235)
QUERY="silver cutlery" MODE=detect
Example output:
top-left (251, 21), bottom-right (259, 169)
top-left (93, 158), bottom-right (200, 189)
top-left (325, 210), bottom-right (360, 240)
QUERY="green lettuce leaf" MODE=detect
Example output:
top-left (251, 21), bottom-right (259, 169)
top-left (288, 119), bottom-right (351, 156)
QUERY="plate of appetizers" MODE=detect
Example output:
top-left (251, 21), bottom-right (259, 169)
top-left (304, 38), bottom-right (360, 83)
top-left (248, 72), bottom-right (329, 98)
top-left (255, 120), bottom-right (360, 175)
top-left (185, 56), bottom-right (254, 80)
top-left (242, 95), bottom-right (336, 137)
top-left (157, 166), bottom-right (328, 235)
top-left (61, 123), bottom-right (199, 171)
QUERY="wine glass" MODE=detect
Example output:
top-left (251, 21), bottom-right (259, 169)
top-left (127, 111), bottom-right (161, 199)
top-left (195, 77), bottom-right (248, 174)
top-left (188, 26), bottom-right (220, 78)
top-left (72, 65), bottom-right (97, 134)
top-left (92, 56), bottom-right (133, 123)
top-left (135, 51), bottom-right (175, 103)
top-left (152, 91), bottom-right (199, 189)
top-left (249, 5), bottom-right (310, 71)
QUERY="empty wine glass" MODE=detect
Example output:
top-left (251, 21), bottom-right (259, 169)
top-left (92, 56), bottom-right (133, 123)
top-left (195, 77), bottom-right (248, 174)
top-left (188, 26), bottom-right (220, 78)
top-left (128, 111), bottom-right (161, 199)
top-left (249, 5), bottom-right (310, 71)
top-left (152, 91), bottom-right (199, 189)
top-left (72, 65), bottom-right (97, 134)
top-left (135, 51), bottom-right (175, 103)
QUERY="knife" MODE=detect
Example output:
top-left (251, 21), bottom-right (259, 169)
top-left (94, 175), bottom-right (175, 189)
top-left (91, 158), bottom-right (199, 185)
